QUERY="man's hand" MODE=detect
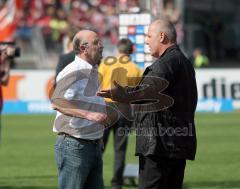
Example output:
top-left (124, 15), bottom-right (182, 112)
top-left (96, 89), bottom-right (112, 99)
top-left (52, 103), bottom-right (59, 110)
top-left (97, 81), bottom-right (128, 103)
top-left (85, 111), bottom-right (107, 123)
top-left (6, 46), bottom-right (15, 57)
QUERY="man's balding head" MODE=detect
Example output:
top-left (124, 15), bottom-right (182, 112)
top-left (73, 30), bottom-right (98, 54)
top-left (72, 30), bottom-right (103, 65)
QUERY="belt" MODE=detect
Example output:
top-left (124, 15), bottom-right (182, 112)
top-left (58, 132), bottom-right (100, 144)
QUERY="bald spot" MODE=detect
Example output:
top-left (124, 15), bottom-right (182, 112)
top-left (73, 30), bottom-right (97, 44)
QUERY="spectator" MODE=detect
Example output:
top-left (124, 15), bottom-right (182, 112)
top-left (98, 38), bottom-right (142, 189)
top-left (15, 0), bottom-right (119, 61)
top-left (0, 44), bottom-right (14, 139)
top-left (49, 8), bottom-right (68, 51)
top-left (54, 27), bottom-right (78, 84)
top-left (193, 48), bottom-right (209, 68)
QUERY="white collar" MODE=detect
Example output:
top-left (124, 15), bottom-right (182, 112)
top-left (74, 55), bottom-right (93, 69)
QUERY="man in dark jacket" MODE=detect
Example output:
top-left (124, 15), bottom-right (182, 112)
top-left (98, 18), bottom-right (198, 189)
top-left (54, 28), bottom-right (78, 83)
top-left (55, 51), bottom-right (75, 78)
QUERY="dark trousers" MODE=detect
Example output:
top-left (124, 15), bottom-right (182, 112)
top-left (139, 155), bottom-right (186, 189)
top-left (103, 116), bottom-right (131, 188)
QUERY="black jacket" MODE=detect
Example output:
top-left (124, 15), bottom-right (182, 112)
top-left (55, 51), bottom-right (75, 81)
top-left (134, 45), bottom-right (198, 160)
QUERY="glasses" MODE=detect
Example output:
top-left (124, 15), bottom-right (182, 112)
top-left (92, 39), bottom-right (103, 47)
top-left (81, 39), bottom-right (103, 47)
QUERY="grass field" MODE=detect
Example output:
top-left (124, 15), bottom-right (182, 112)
top-left (0, 113), bottom-right (239, 189)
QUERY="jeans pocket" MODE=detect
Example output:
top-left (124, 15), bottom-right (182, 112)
top-left (54, 136), bottom-right (65, 170)
top-left (55, 145), bottom-right (64, 171)
top-left (65, 138), bottom-right (93, 169)
top-left (66, 138), bottom-right (85, 151)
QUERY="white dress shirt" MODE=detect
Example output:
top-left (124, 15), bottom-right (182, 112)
top-left (53, 56), bottom-right (106, 140)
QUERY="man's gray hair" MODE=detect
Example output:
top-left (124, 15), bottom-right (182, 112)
top-left (153, 18), bottom-right (177, 43)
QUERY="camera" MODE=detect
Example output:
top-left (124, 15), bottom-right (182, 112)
top-left (0, 41), bottom-right (21, 58)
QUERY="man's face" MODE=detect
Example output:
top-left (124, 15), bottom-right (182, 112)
top-left (86, 36), bottom-right (104, 65)
top-left (145, 24), bottom-right (161, 58)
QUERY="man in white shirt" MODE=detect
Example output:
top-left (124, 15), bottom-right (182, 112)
top-left (51, 30), bottom-right (107, 189)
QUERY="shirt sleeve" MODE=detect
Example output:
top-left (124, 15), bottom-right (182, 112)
top-left (64, 81), bottom-right (80, 100)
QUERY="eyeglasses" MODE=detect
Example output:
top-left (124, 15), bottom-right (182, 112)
top-left (92, 39), bottom-right (103, 47)
top-left (81, 39), bottom-right (103, 47)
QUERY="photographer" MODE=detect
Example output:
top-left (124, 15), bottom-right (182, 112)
top-left (0, 46), bottom-right (13, 80)
top-left (0, 44), bottom-right (16, 138)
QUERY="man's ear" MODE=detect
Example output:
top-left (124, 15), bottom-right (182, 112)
top-left (80, 44), bottom-right (86, 52)
top-left (159, 32), bottom-right (165, 43)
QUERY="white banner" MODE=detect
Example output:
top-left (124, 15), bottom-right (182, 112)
top-left (196, 68), bottom-right (240, 100)
top-left (2, 70), bottom-right (54, 101)
top-left (2, 69), bottom-right (240, 114)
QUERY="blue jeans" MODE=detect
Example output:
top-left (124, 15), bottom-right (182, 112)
top-left (54, 135), bottom-right (103, 189)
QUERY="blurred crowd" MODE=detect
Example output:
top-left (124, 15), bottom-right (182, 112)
top-left (16, 0), bottom-right (119, 53)
top-left (15, 0), bottom-right (184, 53)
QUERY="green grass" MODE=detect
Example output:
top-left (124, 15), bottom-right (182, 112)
top-left (0, 113), bottom-right (239, 189)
